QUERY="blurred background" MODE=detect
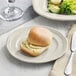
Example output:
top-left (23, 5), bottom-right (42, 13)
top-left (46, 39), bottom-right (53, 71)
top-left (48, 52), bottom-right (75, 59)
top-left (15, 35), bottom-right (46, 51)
top-left (0, 0), bottom-right (38, 35)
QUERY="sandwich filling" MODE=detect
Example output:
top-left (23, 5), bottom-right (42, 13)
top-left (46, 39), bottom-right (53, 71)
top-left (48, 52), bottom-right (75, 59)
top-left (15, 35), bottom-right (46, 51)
top-left (22, 40), bottom-right (47, 51)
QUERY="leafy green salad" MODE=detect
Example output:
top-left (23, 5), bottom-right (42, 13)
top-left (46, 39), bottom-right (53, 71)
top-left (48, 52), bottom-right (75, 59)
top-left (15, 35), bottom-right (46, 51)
top-left (47, 0), bottom-right (76, 15)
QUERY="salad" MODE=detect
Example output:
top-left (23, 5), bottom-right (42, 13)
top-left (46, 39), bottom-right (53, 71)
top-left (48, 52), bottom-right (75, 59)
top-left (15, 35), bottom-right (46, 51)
top-left (47, 0), bottom-right (76, 15)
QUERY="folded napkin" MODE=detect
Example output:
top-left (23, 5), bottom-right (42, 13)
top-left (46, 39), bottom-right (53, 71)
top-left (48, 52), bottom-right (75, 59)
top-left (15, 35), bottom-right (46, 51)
top-left (49, 24), bottom-right (76, 76)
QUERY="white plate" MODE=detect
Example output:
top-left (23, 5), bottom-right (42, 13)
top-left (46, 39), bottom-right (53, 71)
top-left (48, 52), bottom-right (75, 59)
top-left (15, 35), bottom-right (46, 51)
top-left (32, 0), bottom-right (76, 21)
top-left (7, 26), bottom-right (67, 63)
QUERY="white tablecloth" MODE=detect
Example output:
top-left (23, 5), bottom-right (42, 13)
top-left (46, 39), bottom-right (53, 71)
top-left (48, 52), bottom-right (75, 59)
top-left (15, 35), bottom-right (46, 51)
top-left (0, 16), bottom-right (75, 76)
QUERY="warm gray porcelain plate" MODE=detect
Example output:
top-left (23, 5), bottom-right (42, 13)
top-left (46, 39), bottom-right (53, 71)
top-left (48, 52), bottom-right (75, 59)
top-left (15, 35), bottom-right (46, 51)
top-left (32, 0), bottom-right (76, 21)
top-left (7, 26), bottom-right (67, 63)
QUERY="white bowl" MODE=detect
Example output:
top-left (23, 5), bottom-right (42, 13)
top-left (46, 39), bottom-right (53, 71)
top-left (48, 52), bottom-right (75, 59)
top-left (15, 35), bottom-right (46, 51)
top-left (32, 0), bottom-right (76, 21)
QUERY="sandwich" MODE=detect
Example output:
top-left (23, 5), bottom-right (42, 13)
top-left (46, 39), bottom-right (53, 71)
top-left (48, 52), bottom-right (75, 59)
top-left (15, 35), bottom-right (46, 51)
top-left (20, 26), bottom-right (52, 56)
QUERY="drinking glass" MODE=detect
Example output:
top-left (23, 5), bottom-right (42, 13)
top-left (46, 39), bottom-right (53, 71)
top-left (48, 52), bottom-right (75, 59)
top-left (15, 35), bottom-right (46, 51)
top-left (0, 0), bottom-right (24, 21)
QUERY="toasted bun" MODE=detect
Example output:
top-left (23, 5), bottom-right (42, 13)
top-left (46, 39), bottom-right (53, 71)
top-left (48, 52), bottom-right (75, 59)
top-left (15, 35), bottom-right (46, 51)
top-left (20, 40), bottom-right (48, 56)
top-left (28, 26), bottom-right (52, 47)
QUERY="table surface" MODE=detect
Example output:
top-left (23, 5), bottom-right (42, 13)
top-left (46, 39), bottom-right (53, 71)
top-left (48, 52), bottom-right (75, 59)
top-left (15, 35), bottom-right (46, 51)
top-left (0, 0), bottom-right (38, 35)
top-left (0, 16), bottom-right (76, 76)
top-left (0, 0), bottom-right (76, 76)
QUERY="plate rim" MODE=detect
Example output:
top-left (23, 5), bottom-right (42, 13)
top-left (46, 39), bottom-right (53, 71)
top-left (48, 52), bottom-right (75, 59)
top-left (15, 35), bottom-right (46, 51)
top-left (32, 0), bottom-right (76, 21)
top-left (6, 26), bottom-right (68, 63)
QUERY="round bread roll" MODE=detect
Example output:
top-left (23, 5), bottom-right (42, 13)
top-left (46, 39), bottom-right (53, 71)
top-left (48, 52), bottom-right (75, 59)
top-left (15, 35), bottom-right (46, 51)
top-left (27, 26), bottom-right (52, 47)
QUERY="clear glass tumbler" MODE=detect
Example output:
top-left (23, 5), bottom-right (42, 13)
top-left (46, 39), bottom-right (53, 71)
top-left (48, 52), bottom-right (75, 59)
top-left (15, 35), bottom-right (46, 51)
top-left (0, 0), bottom-right (24, 21)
